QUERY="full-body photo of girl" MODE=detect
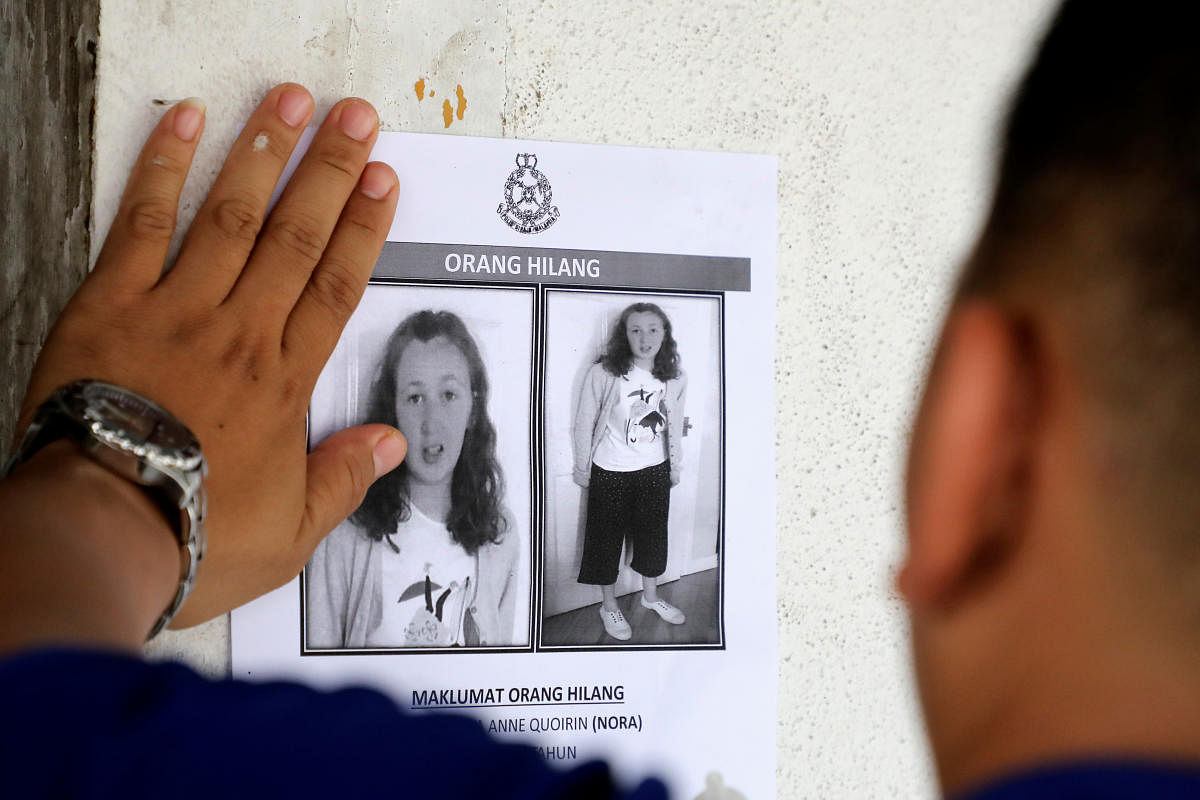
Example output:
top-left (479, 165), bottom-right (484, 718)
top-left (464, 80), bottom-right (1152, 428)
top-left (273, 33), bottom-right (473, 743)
top-left (573, 302), bottom-right (688, 641)
top-left (307, 310), bottom-right (518, 649)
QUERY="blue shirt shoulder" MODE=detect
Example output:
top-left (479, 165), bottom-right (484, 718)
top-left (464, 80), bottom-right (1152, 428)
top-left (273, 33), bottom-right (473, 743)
top-left (959, 762), bottom-right (1200, 800)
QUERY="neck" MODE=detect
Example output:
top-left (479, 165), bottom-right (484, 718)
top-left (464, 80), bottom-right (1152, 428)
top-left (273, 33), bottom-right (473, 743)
top-left (939, 623), bottom-right (1200, 796)
top-left (407, 480), bottom-right (452, 523)
top-left (929, 514), bottom-right (1200, 795)
top-left (632, 357), bottom-right (653, 372)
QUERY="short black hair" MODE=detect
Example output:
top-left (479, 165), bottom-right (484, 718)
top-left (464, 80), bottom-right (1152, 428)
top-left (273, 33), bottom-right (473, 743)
top-left (961, 0), bottom-right (1200, 544)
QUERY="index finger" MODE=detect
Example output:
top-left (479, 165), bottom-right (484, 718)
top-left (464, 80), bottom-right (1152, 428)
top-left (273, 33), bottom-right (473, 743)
top-left (89, 99), bottom-right (206, 293)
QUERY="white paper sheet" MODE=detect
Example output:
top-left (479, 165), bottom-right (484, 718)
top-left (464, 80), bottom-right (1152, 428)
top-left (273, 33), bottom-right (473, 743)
top-left (232, 130), bottom-right (777, 798)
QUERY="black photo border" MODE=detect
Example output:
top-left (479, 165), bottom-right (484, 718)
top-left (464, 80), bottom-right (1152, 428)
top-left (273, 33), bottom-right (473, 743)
top-left (299, 277), bottom-right (540, 656)
top-left (534, 285), bottom-right (727, 654)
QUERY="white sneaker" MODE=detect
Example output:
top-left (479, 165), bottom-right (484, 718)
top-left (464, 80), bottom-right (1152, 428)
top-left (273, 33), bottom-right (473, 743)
top-left (599, 607), bottom-right (632, 640)
top-left (640, 598), bottom-right (685, 625)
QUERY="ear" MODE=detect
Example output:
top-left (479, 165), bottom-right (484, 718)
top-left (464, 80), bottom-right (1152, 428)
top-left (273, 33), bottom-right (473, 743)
top-left (899, 302), bottom-right (1033, 613)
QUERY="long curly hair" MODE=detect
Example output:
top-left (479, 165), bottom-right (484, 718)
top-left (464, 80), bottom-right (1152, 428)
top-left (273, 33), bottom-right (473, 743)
top-left (598, 302), bottom-right (681, 381)
top-left (350, 310), bottom-right (506, 554)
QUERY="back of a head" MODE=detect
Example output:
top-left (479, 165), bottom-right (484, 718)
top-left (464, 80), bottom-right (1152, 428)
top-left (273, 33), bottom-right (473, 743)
top-left (961, 0), bottom-right (1200, 559)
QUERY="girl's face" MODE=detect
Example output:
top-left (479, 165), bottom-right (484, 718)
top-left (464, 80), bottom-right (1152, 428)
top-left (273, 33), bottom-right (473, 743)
top-left (625, 311), bottom-right (665, 367)
top-left (393, 336), bottom-right (474, 489)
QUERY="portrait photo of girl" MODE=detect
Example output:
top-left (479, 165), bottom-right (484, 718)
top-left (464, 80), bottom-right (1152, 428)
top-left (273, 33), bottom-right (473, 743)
top-left (305, 285), bottom-right (533, 651)
top-left (541, 291), bottom-right (723, 649)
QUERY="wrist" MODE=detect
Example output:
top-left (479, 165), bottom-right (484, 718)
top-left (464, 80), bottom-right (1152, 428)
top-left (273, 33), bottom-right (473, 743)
top-left (0, 440), bottom-right (179, 652)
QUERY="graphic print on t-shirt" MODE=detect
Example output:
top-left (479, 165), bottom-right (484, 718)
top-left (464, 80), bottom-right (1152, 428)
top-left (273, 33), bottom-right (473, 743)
top-left (395, 569), bottom-right (470, 646)
top-left (593, 365), bottom-right (669, 472)
top-left (626, 385), bottom-right (665, 444)
top-left (367, 506), bottom-right (477, 648)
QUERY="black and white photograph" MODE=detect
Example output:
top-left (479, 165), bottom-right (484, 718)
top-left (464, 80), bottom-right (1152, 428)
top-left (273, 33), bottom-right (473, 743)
top-left (303, 283), bottom-right (535, 652)
top-left (539, 289), bottom-right (724, 649)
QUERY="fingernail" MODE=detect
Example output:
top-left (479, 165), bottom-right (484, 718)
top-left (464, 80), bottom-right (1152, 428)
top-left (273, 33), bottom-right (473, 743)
top-left (372, 429), bottom-right (407, 478)
top-left (340, 102), bottom-right (377, 141)
top-left (277, 87), bottom-right (314, 128)
top-left (174, 98), bottom-right (205, 141)
top-left (358, 162), bottom-right (397, 200)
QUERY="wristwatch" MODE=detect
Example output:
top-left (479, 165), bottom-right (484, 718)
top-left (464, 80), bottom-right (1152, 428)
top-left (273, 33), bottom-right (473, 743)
top-left (4, 380), bottom-right (207, 639)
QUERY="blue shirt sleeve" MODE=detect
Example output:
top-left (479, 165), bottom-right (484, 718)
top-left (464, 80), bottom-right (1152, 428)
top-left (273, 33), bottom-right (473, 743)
top-left (956, 761), bottom-right (1200, 800)
top-left (0, 648), bottom-right (669, 799)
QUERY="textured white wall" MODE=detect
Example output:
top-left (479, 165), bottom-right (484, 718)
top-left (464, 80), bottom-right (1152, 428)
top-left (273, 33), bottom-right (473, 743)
top-left (94, 1), bottom-right (1060, 795)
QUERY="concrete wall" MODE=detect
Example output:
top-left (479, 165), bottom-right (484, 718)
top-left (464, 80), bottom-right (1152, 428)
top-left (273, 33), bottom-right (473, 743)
top-left (88, 1), bottom-right (1061, 796)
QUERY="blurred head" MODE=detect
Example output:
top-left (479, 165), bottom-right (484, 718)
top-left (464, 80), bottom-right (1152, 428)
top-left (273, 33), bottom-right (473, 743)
top-left (599, 302), bottom-right (681, 381)
top-left (901, 1), bottom-right (1200, 792)
top-left (352, 310), bottom-right (506, 553)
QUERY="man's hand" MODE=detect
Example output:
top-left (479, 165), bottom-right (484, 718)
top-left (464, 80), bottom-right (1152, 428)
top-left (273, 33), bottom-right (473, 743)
top-left (14, 84), bottom-right (406, 629)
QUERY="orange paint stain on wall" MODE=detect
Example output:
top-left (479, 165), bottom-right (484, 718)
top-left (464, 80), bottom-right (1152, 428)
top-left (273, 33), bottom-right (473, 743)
top-left (421, 81), bottom-right (464, 128)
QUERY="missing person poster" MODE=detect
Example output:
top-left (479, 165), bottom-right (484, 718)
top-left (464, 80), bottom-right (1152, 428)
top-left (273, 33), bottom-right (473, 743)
top-left (231, 131), bottom-right (777, 798)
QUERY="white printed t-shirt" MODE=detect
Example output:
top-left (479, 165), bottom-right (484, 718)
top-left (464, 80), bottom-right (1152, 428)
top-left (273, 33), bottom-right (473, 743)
top-left (365, 504), bottom-right (476, 648)
top-left (592, 365), bottom-right (669, 472)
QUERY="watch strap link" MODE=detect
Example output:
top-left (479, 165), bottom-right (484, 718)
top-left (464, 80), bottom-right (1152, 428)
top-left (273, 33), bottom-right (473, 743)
top-left (6, 380), bottom-right (208, 640)
top-left (148, 483), bottom-right (207, 639)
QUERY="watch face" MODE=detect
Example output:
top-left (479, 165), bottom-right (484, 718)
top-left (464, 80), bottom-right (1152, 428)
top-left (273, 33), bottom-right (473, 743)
top-left (78, 382), bottom-right (202, 463)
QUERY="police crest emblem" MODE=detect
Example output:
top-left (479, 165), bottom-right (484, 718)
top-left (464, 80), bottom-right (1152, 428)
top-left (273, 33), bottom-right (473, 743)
top-left (497, 153), bottom-right (560, 234)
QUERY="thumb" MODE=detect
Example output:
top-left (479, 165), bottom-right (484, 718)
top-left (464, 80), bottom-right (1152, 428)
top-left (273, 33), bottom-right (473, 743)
top-left (299, 424), bottom-right (406, 550)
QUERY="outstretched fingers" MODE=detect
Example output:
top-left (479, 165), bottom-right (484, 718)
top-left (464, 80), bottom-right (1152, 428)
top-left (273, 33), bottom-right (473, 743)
top-left (89, 99), bottom-right (206, 293)
top-left (21, 84), bottom-right (410, 630)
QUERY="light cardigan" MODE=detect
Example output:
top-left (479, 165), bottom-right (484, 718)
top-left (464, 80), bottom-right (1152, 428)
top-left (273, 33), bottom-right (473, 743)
top-left (306, 515), bottom-right (519, 648)
top-left (572, 362), bottom-right (688, 487)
